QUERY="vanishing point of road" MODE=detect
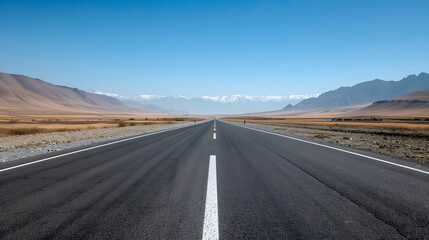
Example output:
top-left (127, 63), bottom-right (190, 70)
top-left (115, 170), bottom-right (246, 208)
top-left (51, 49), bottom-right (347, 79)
top-left (0, 120), bottom-right (428, 239)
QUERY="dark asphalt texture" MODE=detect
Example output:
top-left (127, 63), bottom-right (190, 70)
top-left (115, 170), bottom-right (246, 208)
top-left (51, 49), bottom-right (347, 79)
top-left (0, 120), bottom-right (428, 239)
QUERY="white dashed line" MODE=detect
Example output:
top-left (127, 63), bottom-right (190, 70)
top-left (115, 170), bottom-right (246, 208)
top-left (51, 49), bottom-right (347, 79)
top-left (202, 155), bottom-right (219, 240)
top-left (213, 133), bottom-right (216, 139)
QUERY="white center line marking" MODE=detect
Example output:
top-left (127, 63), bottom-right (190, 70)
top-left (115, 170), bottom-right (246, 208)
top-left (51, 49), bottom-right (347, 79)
top-left (224, 121), bottom-right (429, 175)
top-left (202, 155), bottom-right (219, 240)
top-left (213, 133), bottom-right (216, 139)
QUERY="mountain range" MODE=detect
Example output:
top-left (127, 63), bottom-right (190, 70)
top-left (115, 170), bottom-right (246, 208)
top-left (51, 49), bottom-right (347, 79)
top-left (0, 72), bottom-right (177, 115)
top-left (0, 71), bottom-right (315, 116)
top-left (1, 70), bottom-right (428, 117)
top-left (129, 94), bottom-right (317, 115)
top-left (281, 72), bottom-right (429, 115)
top-left (90, 89), bottom-right (319, 115)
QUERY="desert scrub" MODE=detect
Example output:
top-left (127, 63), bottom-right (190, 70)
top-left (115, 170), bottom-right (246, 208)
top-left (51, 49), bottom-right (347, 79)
top-left (10, 128), bottom-right (41, 135)
top-left (7, 128), bottom-right (76, 136)
top-left (313, 134), bottom-right (331, 139)
top-left (118, 121), bottom-right (126, 127)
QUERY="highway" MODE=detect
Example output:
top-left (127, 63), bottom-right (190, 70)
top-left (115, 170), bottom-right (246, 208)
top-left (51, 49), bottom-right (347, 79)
top-left (0, 120), bottom-right (428, 239)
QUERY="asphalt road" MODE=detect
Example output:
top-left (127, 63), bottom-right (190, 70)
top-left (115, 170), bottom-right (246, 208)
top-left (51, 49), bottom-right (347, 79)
top-left (0, 120), bottom-right (428, 239)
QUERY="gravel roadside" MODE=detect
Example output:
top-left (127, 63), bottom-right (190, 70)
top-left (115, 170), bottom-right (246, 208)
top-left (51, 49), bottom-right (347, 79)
top-left (0, 122), bottom-right (196, 163)
top-left (233, 121), bottom-right (429, 166)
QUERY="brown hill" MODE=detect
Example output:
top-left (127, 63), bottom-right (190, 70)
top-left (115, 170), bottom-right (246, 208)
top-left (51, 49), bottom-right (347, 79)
top-left (394, 88), bottom-right (429, 101)
top-left (0, 72), bottom-right (135, 115)
top-left (348, 89), bottom-right (429, 117)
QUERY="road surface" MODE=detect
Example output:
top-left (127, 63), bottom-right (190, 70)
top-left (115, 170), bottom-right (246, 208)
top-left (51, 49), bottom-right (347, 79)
top-left (0, 120), bottom-right (428, 239)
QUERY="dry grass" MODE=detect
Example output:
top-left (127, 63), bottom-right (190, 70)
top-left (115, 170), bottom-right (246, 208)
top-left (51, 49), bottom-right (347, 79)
top-left (0, 112), bottom-right (207, 121)
top-left (0, 116), bottom-right (205, 137)
top-left (9, 128), bottom-right (42, 135)
top-left (8, 127), bottom-right (77, 136)
top-left (223, 116), bottom-right (429, 131)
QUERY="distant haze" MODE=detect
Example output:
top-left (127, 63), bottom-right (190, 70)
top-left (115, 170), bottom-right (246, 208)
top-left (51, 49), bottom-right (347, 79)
top-left (92, 90), bottom-right (319, 114)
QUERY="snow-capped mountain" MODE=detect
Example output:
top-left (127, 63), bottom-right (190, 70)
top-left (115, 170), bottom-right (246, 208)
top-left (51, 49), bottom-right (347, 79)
top-left (92, 90), bottom-right (130, 100)
top-left (138, 95), bottom-right (190, 100)
top-left (201, 95), bottom-right (254, 102)
top-left (200, 95), bottom-right (317, 103)
top-left (134, 94), bottom-right (318, 114)
top-left (91, 90), bottom-right (319, 114)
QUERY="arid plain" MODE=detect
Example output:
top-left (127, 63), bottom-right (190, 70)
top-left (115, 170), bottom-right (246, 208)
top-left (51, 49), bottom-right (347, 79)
top-left (222, 116), bottom-right (429, 165)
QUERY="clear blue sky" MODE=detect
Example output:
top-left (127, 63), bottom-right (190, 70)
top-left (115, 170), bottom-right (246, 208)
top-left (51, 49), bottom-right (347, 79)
top-left (1, 0), bottom-right (428, 97)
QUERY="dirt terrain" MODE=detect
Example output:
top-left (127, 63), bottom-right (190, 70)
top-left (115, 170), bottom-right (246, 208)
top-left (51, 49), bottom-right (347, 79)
top-left (0, 114), bottom-right (205, 163)
top-left (0, 121), bottom-right (200, 163)
top-left (224, 117), bottom-right (429, 166)
top-left (0, 116), bottom-right (203, 137)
